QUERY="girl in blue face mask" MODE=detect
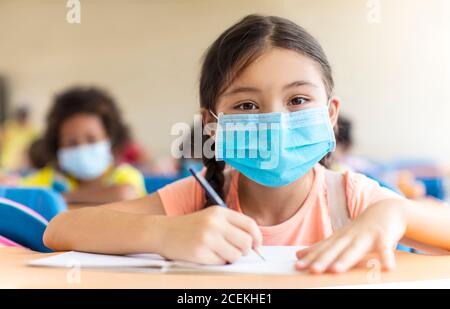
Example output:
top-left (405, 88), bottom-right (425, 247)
top-left (21, 87), bottom-right (147, 204)
top-left (45, 15), bottom-right (450, 274)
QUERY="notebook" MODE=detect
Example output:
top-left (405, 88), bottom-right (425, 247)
top-left (28, 246), bottom-right (305, 275)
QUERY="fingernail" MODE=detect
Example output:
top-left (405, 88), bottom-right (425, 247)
top-left (333, 262), bottom-right (345, 272)
top-left (312, 263), bottom-right (325, 272)
top-left (296, 260), bottom-right (306, 268)
top-left (386, 260), bottom-right (396, 270)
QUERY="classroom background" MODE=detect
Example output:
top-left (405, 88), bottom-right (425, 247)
top-left (0, 0), bottom-right (450, 240)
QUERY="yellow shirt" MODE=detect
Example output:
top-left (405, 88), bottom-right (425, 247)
top-left (21, 164), bottom-right (147, 197)
top-left (0, 121), bottom-right (37, 170)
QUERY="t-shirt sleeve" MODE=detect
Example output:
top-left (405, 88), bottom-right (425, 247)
top-left (345, 171), bottom-right (404, 219)
top-left (111, 164), bottom-right (147, 197)
top-left (157, 175), bottom-right (206, 216)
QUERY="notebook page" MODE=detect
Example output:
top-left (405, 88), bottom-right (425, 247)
top-left (28, 246), bottom-right (306, 274)
top-left (169, 246), bottom-right (305, 275)
top-left (28, 251), bottom-right (169, 269)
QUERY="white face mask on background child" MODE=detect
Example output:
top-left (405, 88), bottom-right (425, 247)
top-left (57, 140), bottom-right (113, 181)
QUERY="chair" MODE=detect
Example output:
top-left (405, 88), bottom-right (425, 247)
top-left (144, 175), bottom-right (185, 194)
top-left (416, 177), bottom-right (446, 200)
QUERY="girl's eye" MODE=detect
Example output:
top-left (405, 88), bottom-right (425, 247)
top-left (235, 102), bottom-right (258, 111)
top-left (87, 135), bottom-right (100, 144)
top-left (289, 96), bottom-right (309, 106)
top-left (64, 139), bottom-right (78, 148)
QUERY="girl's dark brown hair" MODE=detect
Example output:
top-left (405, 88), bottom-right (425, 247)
top-left (43, 86), bottom-right (129, 164)
top-left (199, 14), bottom-right (334, 206)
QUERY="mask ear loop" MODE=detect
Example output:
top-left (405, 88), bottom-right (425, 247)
top-left (209, 109), bottom-right (219, 121)
top-left (208, 110), bottom-right (225, 160)
top-left (207, 110), bottom-right (220, 143)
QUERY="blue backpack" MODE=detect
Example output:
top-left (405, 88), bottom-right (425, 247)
top-left (0, 197), bottom-right (51, 252)
top-left (0, 187), bottom-right (67, 221)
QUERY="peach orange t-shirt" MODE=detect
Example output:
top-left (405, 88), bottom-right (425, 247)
top-left (158, 164), bottom-right (401, 246)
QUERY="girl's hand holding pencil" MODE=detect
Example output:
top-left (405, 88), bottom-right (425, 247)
top-left (158, 206), bottom-right (263, 265)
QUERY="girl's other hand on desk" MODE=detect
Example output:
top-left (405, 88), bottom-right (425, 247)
top-left (158, 206), bottom-right (262, 265)
top-left (295, 200), bottom-right (407, 274)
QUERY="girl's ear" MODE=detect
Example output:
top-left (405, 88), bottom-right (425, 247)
top-left (201, 108), bottom-right (217, 137)
top-left (201, 108), bottom-right (214, 124)
top-left (328, 96), bottom-right (341, 127)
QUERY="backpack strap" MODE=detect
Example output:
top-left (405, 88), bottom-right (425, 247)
top-left (325, 170), bottom-right (351, 231)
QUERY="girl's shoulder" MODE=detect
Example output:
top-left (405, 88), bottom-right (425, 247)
top-left (342, 169), bottom-right (403, 219)
top-left (157, 166), bottom-right (239, 216)
top-left (108, 164), bottom-right (146, 196)
top-left (157, 170), bottom-right (205, 216)
top-left (21, 166), bottom-right (56, 187)
top-left (21, 165), bottom-right (78, 193)
top-left (109, 163), bottom-right (144, 179)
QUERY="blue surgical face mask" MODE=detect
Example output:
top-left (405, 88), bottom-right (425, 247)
top-left (58, 140), bottom-right (113, 181)
top-left (212, 106), bottom-right (335, 187)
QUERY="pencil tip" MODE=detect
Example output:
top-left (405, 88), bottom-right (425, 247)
top-left (255, 248), bottom-right (265, 261)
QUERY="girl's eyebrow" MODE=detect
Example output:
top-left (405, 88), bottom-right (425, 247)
top-left (223, 80), bottom-right (318, 97)
top-left (283, 80), bottom-right (319, 90)
top-left (222, 86), bottom-right (260, 97)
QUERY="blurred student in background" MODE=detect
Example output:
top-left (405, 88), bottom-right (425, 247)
top-left (176, 124), bottom-right (204, 177)
top-left (329, 115), bottom-right (353, 173)
top-left (0, 106), bottom-right (38, 172)
top-left (114, 124), bottom-right (153, 170)
top-left (330, 115), bottom-right (426, 199)
top-left (21, 87), bottom-right (146, 204)
top-left (26, 138), bottom-right (49, 172)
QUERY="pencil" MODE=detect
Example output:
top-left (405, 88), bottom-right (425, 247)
top-left (189, 167), bottom-right (266, 261)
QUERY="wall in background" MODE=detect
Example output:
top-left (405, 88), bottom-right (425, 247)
top-left (0, 0), bottom-right (449, 162)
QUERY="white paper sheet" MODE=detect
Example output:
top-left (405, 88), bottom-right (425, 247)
top-left (28, 251), bottom-right (168, 269)
top-left (28, 246), bottom-right (305, 275)
top-left (173, 246), bottom-right (304, 274)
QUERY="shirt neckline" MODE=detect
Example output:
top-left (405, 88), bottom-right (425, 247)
top-left (228, 164), bottom-right (324, 235)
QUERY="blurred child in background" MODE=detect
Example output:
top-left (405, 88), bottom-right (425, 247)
top-left (114, 124), bottom-right (151, 169)
top-left (0, 106), bottom-right (38, 172)
top-left (329, 115), bottom-right (354, 173)
top-left (21, 87), bottom-right (146, 204)
top-left (330, 115), bottom-right (426, 199)
top-left (26, 138), bottom-right (49, 172)
top-left (176, 124), bottom-right (204, 177)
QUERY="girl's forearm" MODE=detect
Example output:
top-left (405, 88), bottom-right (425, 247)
top-left (63, 185), bottom-right (138, 204)
top-left (401, 199), bottom-right (450, 251)
top-left (44, 208), bottom-right (165, 255)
